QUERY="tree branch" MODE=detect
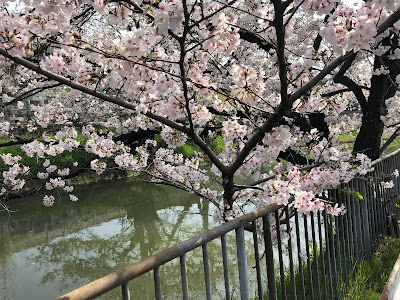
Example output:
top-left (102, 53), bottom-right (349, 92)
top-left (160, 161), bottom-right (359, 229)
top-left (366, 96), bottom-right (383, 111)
top-left (238, 28), bottom-right (275, 52)
top-left (0, 47), bottom-right (228, 174)
top-left (289, 6), bottom-right (400, 104)
top-left (380, 126), bottom-right (400, 156)
top-left (333, 53), bottom-right (368, 110)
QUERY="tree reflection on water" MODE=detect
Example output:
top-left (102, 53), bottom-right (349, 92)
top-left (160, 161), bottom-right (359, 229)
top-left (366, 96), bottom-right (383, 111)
top-left (0, 178), bottom-right (258, 300)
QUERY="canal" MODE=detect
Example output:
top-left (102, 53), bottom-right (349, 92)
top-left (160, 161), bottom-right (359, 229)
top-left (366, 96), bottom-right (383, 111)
top-left (0, 177), bottom-right (265, 299)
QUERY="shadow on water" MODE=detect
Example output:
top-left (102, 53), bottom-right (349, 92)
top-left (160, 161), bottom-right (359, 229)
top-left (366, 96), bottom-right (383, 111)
top-left (0, 178), bottom-right (260, 300)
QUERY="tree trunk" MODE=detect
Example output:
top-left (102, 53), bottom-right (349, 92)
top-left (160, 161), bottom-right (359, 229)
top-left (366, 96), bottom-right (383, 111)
top-left (222, 175), bottom-right (235, 220)
top-left (353, 110), bottom-right (384, 160)
top-left (353, 38), bottom-right (400, 160)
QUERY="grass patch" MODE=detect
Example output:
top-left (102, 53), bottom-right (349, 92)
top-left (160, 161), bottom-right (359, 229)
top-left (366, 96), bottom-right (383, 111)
top-left (339, 130), bottom-right (400, 156)
top-left (339, 130), bottom-right (358, 145)
top-left (341, 235), bottom-right (400, 299)
top-left (256, 234), bottom-right (400, 300)
top-left (382, 136), bottom-right (400, 156)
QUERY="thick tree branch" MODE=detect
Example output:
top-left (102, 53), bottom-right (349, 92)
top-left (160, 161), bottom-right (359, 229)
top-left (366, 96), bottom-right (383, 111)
top-left (376, 7), bottom-right (400, 36)
top-left (321, 88), bottom-right (351, 97)
top-left (289, 51), bottom-right (354, 103)
top-left (333, 53), bottom-right (368, 110)
top-left (238, 28), bottom-right (274, 52)
top-left (380, 126), bottom-right (400, 156)
top-left (0, 47), bottom-right (228, 174)
top-left (2, 83), bottom-right (62, 107)
top-left (289, 6), bottom-right (400, 104)
top-left (0, 137), bottom-right (33, 148)
top-left (273, 0), bottom-right (290, 108)
top-left (228, 112), bottom-right (282, 175)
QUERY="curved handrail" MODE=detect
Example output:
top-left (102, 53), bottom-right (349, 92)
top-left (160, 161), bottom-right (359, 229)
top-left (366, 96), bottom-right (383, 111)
top-left (56, 202), bottom-right (280, 300)
top-left (372, 148), bottom-right (400, 166)
top-left (57, 148), bottom-right (400, 300)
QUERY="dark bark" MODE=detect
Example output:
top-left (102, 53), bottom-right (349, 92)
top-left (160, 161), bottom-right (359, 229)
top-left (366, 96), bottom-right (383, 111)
top-left (238, 28), bottom-right (274, 53)
top-left (279, 149), bottom-right (309, 165)
top-left (222, 175), bottom-right (235, 220)
top-left (308, 112), bottom-right (330, 139)
top-left (353, 33), bottom-right (400, 159)
top-left (276, 112), bottom-right (327, 165)
top-left (114, 129), bottom-right (160, 146)
top-left (353, 108), bottom-right (385, 160)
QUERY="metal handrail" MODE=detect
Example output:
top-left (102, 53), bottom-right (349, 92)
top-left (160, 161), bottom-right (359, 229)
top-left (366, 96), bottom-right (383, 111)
top-left (56, 203), bottom-right (280, 300)
top-left (372, 148), bottom-right (400, 166)
top-left (57, 148), bottom-right (400, 300)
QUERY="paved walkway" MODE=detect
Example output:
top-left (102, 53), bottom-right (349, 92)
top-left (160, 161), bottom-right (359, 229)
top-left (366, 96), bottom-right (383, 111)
top-left (381, 254), bottom-right (400, 300)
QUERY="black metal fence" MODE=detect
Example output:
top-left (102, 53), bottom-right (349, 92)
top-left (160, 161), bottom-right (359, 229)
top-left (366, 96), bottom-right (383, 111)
top-left (57, 149), bottom-right (400, 300)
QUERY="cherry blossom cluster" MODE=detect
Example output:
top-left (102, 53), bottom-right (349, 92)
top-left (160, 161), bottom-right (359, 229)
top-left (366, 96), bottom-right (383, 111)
top-left (160, 127), bottom-right (188, 149)
top-left (0, 0), bottom-right (398, 222)
top-left (319, 1), bottom-right (398, 54)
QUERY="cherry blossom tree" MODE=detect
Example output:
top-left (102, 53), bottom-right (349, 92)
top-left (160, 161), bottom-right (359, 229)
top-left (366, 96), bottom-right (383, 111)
top-left (0, 0), bottom-right (399, 221)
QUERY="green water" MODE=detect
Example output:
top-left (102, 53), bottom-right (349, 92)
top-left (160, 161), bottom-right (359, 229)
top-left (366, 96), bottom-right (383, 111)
top-left (0, 178), bottom-right (261, 300)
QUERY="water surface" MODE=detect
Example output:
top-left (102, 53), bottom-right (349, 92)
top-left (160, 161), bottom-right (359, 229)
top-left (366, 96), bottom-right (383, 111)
top-left (0, 178), bottom-right (262, 299)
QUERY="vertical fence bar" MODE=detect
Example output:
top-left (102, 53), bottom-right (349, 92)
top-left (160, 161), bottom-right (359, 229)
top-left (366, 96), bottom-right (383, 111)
top-left (252, 221), bottom-right (263, 300)
top-left (324, 209), bottom-right (334, 299)
top-left (396, 154), bottom-right (400, 216)
top-left (373, 167), bottom-right (381, 235)
top-left (354, 179), bottom-right (364, 258)
top-left (180, 254), bottom-right (189, 300)
top-left (338, 189), bottom-right (348, 283)
top-left (373, 176), bottom-right (380, 240)
top-left (154, 267), bottom-right (162, 300)
top-left (350, 180), bottom-right (360, 260)
top-left (381, 160), bottom-right (388, 234)
top-left (366, 178), bottom-right (377, 244)
top-left (264, 212), bottom-right (278, 300)
top-left (221, 234), bottom-right (231, 300)
top-left (334, 215), bottom-right (343, 282)
top-left (390, 156), bottom-right (398, 215)
top-left (357, 179), bottom-right (366, 255)
top-left (285, 207), bottom-right (297, 300)
top-left (345, 182), bottom-right (355, 263)
top-left (275, 210), bottom-right (287, 300)
top-left (303, 215), bottom-right (314, 300)
top-left (385, 159), bottom-right (390, 211)
top-left (342, 187), bottom-right (352, 282)
top-left (317, 211), bottom-right (328, 300)
top-left (334, 190), bottom-right (343, 282)
top-left (397, 152), bottom-right (400, 216)
top-left (122, 282), bottom-right (130, 300)
top-left (395, 154), bottom-right (400, 218)
top-left (202, 244), bottom-right (212, 300)
top-left (310, 211), bottom-right (321, 300)
top-left (372, 169), bottom-right (381, 238)
top-left (236, 222), bottom-right (250, 300)
top-left (383, 159), bottom-right (390, 231)
top-left (376, 165), bottom-right (384, 235)
top-left (295, 211), bottom-right (306, 300)
top-left (349, 181), bottom-right (359, 260)
top-left (330, 190), bottom-right (342, 287)
top-left (328, 214), bottom-right (338, 300)
top-left (360, 179), bottom-right (372, 258)
top-left (392, 155), bottom-right (399, 217)
top-left (378, 161), bottom-right (386, 235)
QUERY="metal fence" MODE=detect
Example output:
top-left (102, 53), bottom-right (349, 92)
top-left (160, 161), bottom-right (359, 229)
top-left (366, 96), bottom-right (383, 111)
top-left (57, 149), bottom-right (400, 300)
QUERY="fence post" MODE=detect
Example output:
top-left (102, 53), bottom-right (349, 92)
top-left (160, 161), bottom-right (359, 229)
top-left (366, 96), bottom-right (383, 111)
top-left (122, 282), bottom-right (130, 300)
top-left (180, 255), bottom-right (189, 300)
top-left (264, 212), bottom-right (278, 300)
top-left (360, 179), bottom-right (372, 258)
top-left (154, 267), bottom-right (162, 300)
top-left (236, 222), bottom-right (250, 300)
top-left (221, 234), bottom-right (231, 300)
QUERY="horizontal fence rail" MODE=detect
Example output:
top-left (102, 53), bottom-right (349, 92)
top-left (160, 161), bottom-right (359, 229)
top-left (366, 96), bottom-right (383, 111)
top-left (57, 149), bottom-right (400, 300)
